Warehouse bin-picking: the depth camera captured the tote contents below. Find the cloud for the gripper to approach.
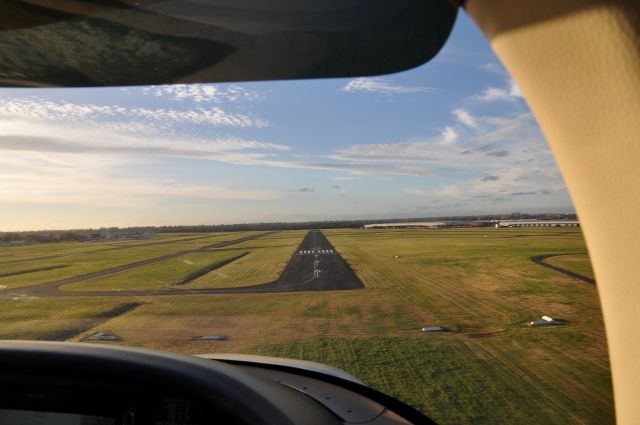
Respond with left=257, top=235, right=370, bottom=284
left=141, top=84, right=265, bottom=104
left=0, top=124, right=433, bottom=181
left=331, top=112, right=543, bottom=168
left=129, top=106, right=268, bottom=127
left=506, top=189, right=562, bottom=197
left=0, top=135, right=288, bottom=158
left=486, top=150, right=510, bottom=157
left=509, top=79, right=524, bottom=98
left=329, top=109, right=566, bottom=204
left=0, top=96, right=284, bottom=207
left=0, top=96, right=438, bottom=178
left=0, top=98, right=268, bottom=128
left=441, top=126, right=458, bottom=144
left=332, top=176, right=362, bottom=181
left=0, top=94, right=285, bottom=174
left=0, top=152, right=280, bottom=206
left=481, top=175, right=499, bottom=181
left=452, top=108, right=478, bottom=129
left=511, top=191, right=538, bottom=196
left=473, top=79, right=523, bottom=103
left=432, top=185, right=464, bottom=198
left=341, top=77, right=435, bottom=95
left=0, top=79, right=564, bottom=215
left=262, top=161, right=434, bottom=177
left=474, top=86, right=514, bottom=103
left=403, top=187, right=428, bottom=196
left=480, top=62, right=507, bottom=75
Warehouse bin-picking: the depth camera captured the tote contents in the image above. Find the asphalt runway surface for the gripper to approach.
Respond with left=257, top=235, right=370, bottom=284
left=229, top=229, right=364, bottom=292
left=5, top=230, right=363, bottom=297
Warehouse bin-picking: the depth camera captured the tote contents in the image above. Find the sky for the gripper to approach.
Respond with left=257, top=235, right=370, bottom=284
left=0, top=12, right=574, bottom=231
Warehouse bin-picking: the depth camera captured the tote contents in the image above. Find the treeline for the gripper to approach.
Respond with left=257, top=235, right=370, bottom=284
left=0, top=213, right=578, bottom=242
left=154, top=221, right=363, bottom=233
left=154, top=213, right=577, bottom=233
left=0, top=227, right=153, bottom=243
left=0, top=230, right=102, bottom=243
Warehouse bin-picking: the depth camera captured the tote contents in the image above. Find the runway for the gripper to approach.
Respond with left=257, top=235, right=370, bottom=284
left=229, top=229, right=364, bottom=292
left=5, top=230, right=363, bottom=297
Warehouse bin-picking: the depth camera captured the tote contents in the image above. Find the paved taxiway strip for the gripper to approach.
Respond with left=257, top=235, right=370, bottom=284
left=4, top=230, right=363, bottom=298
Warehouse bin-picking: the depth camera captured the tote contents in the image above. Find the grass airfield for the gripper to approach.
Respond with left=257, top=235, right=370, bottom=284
left=0, top=228, right=612, bottom=424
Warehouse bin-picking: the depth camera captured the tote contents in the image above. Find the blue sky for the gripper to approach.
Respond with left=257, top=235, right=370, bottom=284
left=0, top=12, right=573, bottom=231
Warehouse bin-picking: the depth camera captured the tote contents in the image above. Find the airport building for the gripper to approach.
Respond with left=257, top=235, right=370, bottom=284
left=363, top=219, right=580, bottom=230
left=495, top=220, right=580, bottom=228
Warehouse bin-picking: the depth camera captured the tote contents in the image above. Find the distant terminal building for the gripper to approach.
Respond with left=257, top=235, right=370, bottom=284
left=496, top=220, right=579, bottom=228
left=363, top=222, right=447, bottom=230
left=362, top=219, right=579, bottom=230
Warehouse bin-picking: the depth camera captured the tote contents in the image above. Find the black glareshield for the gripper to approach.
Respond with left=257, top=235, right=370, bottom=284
left=0, top=0, right=458, bottom=87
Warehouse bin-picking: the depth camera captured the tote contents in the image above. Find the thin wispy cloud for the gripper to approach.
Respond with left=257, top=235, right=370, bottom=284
left=480, top=62, right=507, bottom=75
left=481, top=174, right=499, bottom=182
left=403, top=187, right=429, bottom=196
left=508, top=79, right=523, bottom=98
left=486, top=150, right=510, bottom=157
left=0, top=98, right=268, bottom=128
left=432, top=185, right=464, bottom=198
left=452, top=108, right=478, bottom=129
left=0, top=134, right=289, bottom=158
left=0, top=151, right=280, bottom=206
left=406, top=179, right=565, bottom=207
left=249, top=160, right=434, bottom=177
left=341, top=77, right=435, bottom=95
left=0, top=88, right=555, bottom=196
left=0, top=97, right=282, bottom=207
left=331, top=176, right=363, bottom=181
left=441, top=127, right=458, bottom=144
left=473, top=79, right=524, bottom=103
left=331, top=108, right=564, bottom=201
left=0, top=112, right=433, bottom=179
left=474, top=86, right=514, bottom=103
left=422, top=166, right=566, bottom=203
left=141, top=84, right=265, bottom=104
left=511, top=191, right=538, bottom=196
left=331, top=113, right=541, bottom=166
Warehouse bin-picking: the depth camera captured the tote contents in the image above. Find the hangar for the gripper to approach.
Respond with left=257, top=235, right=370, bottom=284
left=496, top=220, right=580, bottom=228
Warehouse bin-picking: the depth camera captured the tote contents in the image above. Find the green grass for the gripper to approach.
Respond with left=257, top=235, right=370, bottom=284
left=0, top=228, right=612, bottom=424
left=250, top=336, right=612, bottom=425
left=0, top=297, right=139, bottom=340
left=187, top=231, right=305, bottom=288
left=0, top=232, right=261, bottom=289
left=545, top=254, right=595, bottom=280
left=63, top=250, right=249, bottom=291
left=0, top=233, right=209, bottom=261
